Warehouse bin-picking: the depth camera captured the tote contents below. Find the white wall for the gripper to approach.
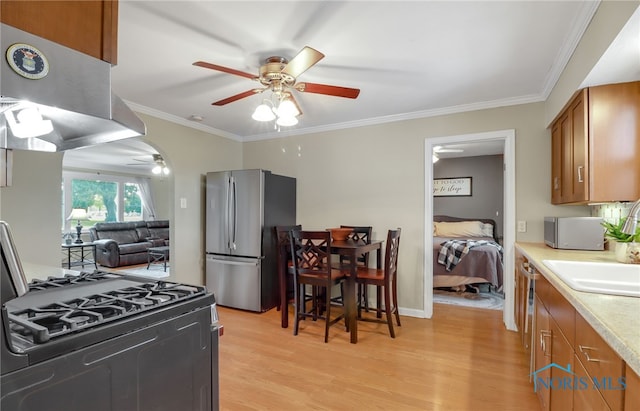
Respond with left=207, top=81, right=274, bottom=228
left=0, top=150, right=64, bottom=275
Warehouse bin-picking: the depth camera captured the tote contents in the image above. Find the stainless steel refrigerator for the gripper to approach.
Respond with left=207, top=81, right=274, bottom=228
left=205, top=169, right=296, bottom=312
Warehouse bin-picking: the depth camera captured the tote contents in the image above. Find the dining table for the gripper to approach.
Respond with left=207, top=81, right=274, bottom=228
left=331, top=238, right=384, bottom=343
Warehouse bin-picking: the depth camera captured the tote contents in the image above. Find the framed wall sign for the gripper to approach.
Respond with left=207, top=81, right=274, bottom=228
left=433, top=177, right=472, bottom=197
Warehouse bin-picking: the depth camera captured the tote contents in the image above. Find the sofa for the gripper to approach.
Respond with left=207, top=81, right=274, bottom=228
left=89, top=220, right=170, bottom=268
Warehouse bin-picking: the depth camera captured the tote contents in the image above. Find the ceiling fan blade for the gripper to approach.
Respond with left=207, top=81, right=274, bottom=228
left=281, top=46, right=325, bottom=79
left=193, top=61, right=257, bottom=80
left=285, top=93, right=303, bottom=117
left=295, top=82, right=360, bottom=99
left=212, top=89, right=263, bottom=106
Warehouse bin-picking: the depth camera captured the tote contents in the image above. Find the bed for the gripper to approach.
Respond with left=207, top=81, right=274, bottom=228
left=432, top=215, right=503, bottom=290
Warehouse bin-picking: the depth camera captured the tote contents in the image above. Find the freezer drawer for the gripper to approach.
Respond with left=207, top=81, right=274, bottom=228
left=205, top=255, right=261, bottom=312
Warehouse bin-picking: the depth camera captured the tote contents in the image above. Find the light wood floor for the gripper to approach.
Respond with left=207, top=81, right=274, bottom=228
left=217, top=303, right=540, bottom=411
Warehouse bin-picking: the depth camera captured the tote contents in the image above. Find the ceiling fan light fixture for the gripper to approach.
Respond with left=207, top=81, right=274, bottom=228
left=252, top=103, right=276, bottom=121
left=276, top=98, right=299, bottom=118
left=276, top=115, right=298, bottom=127
left=152, top=165, right=162, bottom=174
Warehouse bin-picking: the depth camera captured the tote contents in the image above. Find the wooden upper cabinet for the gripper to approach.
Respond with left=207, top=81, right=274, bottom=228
left=0, top=0, right=118, bottom=64
left=550, top=81, right=640, bottom=204
left=551, top=121, right=563, bottom=204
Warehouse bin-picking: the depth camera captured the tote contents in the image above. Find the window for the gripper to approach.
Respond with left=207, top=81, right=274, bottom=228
left=62, top=172, right=147, bottom=232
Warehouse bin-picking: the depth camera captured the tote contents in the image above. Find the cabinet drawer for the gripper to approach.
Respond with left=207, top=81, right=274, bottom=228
left=575, top=313, right=624, bottom=411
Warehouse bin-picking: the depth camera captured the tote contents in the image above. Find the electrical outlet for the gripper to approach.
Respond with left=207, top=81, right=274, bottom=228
left=180, top=197, right=187, bottom=209
left=517, top=220, right=527, bottom=232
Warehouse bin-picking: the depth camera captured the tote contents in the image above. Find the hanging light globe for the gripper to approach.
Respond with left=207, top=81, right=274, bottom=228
left=252, top=104, right=276, bottom=121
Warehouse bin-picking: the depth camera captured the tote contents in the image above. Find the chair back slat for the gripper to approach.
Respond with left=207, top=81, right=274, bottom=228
left=340, top=225, right=372, bottom=266
left=290, top=230, right=332, bottom=277
left=384, top=228, right=401, bottom=283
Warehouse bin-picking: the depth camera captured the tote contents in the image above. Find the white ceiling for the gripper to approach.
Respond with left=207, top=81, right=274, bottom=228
left=64, top=1, right=640, bottom=174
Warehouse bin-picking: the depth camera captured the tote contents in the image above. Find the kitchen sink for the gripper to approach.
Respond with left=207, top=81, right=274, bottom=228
left=542, top=260, right=640, bottom=298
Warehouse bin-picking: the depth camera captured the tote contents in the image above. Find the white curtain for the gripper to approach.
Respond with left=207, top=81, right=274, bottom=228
left=136, top=178, right=157, bottom=220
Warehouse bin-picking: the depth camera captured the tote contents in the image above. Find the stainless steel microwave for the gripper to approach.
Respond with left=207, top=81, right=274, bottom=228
left=544, top=217, right=604, bottom=250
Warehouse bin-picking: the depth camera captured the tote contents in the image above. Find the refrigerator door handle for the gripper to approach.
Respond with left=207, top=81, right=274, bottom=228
left=226, top=175, right=232, bottom=250
left=231, top=176, right=237, bottom=250
left=207, top=257, right=259, bottom=267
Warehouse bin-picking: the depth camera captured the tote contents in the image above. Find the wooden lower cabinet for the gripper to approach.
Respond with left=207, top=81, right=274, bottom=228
left=574, top=354, right=612, bottom=411
left=534, top=294, right=551, bottom=411
left=532, top=272, right=629, bottom=411
left=549, top=318, right=574, bottom=410
left=625, top=364, right=640, bottom=411
left=575, top=313, right=624, bottom=411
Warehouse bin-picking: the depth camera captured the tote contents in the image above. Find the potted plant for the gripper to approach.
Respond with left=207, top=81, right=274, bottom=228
left=602, top=218, right=640, bottom=264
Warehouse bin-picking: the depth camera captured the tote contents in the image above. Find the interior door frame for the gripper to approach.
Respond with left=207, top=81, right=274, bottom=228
left=424, top=129, right=516, bottom=331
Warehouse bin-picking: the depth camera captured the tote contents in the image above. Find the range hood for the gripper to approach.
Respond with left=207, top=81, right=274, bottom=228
left=0, top=24, right=146, bottom=152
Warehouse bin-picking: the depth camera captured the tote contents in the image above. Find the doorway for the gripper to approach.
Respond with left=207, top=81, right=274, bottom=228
left=424, top=129, right=516, bottom=330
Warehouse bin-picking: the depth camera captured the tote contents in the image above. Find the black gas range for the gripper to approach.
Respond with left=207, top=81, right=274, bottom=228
left=1, top=222, right=220, bottom=411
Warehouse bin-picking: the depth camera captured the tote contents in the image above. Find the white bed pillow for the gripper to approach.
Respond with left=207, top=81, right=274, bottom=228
left=434, top=221, right=486, bottom=237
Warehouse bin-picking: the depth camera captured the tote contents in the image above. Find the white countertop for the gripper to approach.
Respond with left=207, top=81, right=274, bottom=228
left=516, top=242, right=640, bottom=376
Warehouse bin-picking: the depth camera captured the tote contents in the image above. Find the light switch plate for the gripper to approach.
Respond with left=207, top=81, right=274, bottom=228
left=517, top=220, right=527, bottom=232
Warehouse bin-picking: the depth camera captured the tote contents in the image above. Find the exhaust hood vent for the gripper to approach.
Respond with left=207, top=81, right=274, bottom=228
left=1, top=24, right=146, bottom=152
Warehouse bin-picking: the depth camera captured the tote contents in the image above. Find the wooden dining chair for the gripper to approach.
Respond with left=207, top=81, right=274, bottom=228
left=290, top=230, right=347, bottom=342
left=355, top=228, right=402, bottom=338
left=330, top=225, right=373, bottom=311
left=274, top=225, right=302, bottom=328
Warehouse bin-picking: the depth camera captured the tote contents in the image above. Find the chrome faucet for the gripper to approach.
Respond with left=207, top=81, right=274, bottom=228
left=622, top=198, right=640, bottom=236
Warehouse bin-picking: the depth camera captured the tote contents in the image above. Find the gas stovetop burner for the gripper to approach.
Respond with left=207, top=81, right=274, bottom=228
left=28, top=271, right=119, bottom=291
left=8, top=275, right=206, bottom=345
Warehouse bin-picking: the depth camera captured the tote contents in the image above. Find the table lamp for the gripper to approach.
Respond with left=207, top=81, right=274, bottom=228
left=67, top=208, right=88, bottom=244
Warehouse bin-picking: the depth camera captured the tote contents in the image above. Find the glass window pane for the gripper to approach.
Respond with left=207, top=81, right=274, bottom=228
left=71, top=179, right=118, bottom=225
left=124, top=183, right=143, bottom=221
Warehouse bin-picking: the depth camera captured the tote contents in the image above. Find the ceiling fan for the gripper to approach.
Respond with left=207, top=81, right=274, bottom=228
left=193, top=46, right=360, bottom=124
left=127, top=154, right=170, bottom=175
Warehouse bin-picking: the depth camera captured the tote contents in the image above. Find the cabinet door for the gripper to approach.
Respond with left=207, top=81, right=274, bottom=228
left=625, top=364, right=640, bottom=411
left=589, top=81, right=640, bottom=202
left=560, top=113, right=573, bottom=203
left=551, top=122, right=563, bottom=204
left=0, top=0, right=118, bottom=63
left=569, top=92, right=588, bottom=202
left=534, top=294, right=551, bottom=411
left=549, top=318, right=574, bottom=411
left=515, top=252, right=524, bottom=337
left=574, top=354, right=611, bottom=411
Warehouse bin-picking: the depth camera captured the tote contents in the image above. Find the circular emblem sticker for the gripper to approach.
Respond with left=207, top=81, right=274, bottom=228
left=6, top=43, right=49, bottom=80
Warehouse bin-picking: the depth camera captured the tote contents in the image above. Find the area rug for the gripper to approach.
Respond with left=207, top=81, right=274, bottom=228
left=114, top=265, right=170, bottom=279
left=433, top=288, right=504, bottom=310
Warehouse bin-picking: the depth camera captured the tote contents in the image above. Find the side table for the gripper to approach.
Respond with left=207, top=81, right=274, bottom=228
left=147, top=246, right=170, bottom=272
left=61, top=242, right=97, bottom=270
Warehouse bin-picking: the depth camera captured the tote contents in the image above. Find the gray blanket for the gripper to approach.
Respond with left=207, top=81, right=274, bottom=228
left=433, top=236, right=504, bottom=288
